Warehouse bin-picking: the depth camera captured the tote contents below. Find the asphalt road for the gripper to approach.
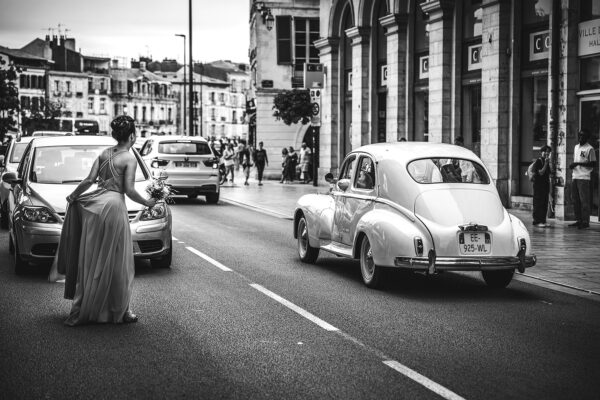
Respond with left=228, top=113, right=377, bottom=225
left=0, top=198, right=599, bottom=399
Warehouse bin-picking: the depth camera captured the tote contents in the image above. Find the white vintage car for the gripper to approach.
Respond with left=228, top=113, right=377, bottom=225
left=293, top=142, right=536, bottom=289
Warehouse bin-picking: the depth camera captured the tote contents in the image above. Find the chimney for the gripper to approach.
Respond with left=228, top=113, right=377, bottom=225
left=64, top=38, right=76, bottom=51
left=140, top=61, right=146, bottom=70
left=112, top=59, right=119, bottom=69
left=51, top=35, right=58, bottom=47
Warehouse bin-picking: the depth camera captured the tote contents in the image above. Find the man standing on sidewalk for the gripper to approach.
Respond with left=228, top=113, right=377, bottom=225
left=569, top=129, right=596, bottom=229
left=254, top=141, right=268, bottom=186
left=531, top=145, right=552, bottom=228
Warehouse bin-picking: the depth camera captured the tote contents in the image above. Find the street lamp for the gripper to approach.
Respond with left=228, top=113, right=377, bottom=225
left=175, top=34, right=186, bottom=135
left=254, top=2, right=275, bottom=31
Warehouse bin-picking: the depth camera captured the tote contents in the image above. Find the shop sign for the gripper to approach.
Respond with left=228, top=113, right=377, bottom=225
left=310, top=88, right=321, bottom=127
left=304, top=63, right=324, bottom=89
left=578, top=19, right=600, bottom=56
left=468, top=44, right=482, bottom=71
left=529, top=30, right=550, bottom=61
left=419, top=56, right=429, bottom=79
left=381, top=65, right=388, bottom=86
left=261, top=80, right=273, bottom=88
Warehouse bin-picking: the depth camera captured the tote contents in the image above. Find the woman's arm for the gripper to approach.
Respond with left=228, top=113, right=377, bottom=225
left=123, top=155, right=156, bottom=208
left=67, top=157, right=100, bottom=202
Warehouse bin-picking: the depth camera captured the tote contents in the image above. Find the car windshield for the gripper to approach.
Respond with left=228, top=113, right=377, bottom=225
left=158, top=141, right=212, bottom=155
left=30, top=145, right=146, bottom=184
left=10, top=143, right=29, bottom=163
left=407, top=158, right=490, bottom=184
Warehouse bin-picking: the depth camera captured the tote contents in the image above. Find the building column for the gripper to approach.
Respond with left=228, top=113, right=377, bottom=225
left=481, top=0, right=512, bottom=205
left=421, top=0, right=454, bottom=144
left=553, top=0, right=579, bottom=220
left=380, top=13, right=409, bottom=142
left=314, top=37, right=340, bottom=176
left=346, top=27, right=371, bottom=149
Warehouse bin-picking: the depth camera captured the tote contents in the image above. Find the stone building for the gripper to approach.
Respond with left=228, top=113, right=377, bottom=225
left=305, top=0, right=599, bottom=221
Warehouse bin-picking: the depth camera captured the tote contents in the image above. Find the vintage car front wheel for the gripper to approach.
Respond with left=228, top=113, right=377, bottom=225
left=482, top=269, right=514, bottom=288
left=360, top=235, right=383, bottom=288
left=297, top=215, right=319, bottom=263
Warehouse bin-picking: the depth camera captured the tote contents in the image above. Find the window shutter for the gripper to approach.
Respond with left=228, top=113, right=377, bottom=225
left=276, top=16, right=292, bottom=64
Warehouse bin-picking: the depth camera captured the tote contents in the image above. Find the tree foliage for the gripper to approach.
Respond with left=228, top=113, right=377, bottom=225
left=0, top=59, right=20, bottom=141
left=272, top=89, right=312, bottom=125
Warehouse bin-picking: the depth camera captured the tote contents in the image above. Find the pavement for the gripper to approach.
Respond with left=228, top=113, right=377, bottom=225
left=219, top=176, right=600, bottom=301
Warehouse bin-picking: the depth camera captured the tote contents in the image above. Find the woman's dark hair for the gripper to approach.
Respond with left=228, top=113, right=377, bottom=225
left=110, top=115, right=136, bottom=142
left=540, top=145, right=551, bottom=152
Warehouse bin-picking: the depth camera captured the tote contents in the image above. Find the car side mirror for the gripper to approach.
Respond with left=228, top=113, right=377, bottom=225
left=337, top=179, right=350, bottom=192
left=325, top=172, right=336, bottom=183
left=2, top=171, right=21, bottom=185
left=151, top=169, right=168, bottom=180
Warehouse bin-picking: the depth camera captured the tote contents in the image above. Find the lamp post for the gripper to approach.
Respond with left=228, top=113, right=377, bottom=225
left=188, top=0, right=194, bottom=136
left=175, top=34, right=186, bottom=135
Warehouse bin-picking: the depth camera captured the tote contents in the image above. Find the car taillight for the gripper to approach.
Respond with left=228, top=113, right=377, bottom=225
left=151, top=158, right=169, bottom=168
left=414, top=237, right=424, bottom=256
left=519, top=238, right=526, bottom=252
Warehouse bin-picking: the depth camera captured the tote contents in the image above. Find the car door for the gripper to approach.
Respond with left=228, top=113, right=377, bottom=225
left=332, top=154, right=357, bottom=244
left=8, top=144, right=32, bottom=233
left=338, top=154, right=377, bottom=246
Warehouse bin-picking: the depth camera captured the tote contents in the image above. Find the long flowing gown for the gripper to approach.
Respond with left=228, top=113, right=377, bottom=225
left=56, top=149, right=134, bottom=326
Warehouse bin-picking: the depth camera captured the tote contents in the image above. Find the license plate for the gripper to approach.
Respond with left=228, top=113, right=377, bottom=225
left=458, top=232, right=491, bottom=255
left=174, top=161, right=197, bottom=168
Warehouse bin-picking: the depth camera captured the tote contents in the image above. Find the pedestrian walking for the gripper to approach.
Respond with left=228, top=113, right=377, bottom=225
left=254, top=141, right=268, bottom=186
left=56, top=115, right=156, bottom=326
left=223, top=143, right=235, bottom=184
left=569, top=129, right=596, bottom=229
left=287, top=146, right=298, bottom=183
left=280, top=147, right=289, bottom=183
left=239, top=141, right=253, bottom=186
left=235, top=140, right=244, bottom=171
left=299, top=142, right=312, bottom=184
left=530, top=145, right=552, bottom=227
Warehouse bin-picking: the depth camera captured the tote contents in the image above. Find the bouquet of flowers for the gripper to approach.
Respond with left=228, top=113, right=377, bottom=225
left=146, top=179, right=174, bottom=204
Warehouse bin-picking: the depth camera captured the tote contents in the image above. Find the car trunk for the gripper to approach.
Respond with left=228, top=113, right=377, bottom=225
left=413, top=188, right=515, bottom=257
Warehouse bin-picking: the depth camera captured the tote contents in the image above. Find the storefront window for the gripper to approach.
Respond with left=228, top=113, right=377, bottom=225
left=522, top=0, right=551, bottom=24
left=464, top=0, right=482, bottom=38
left=581, top=56, right=600, bottom=90
left=580, top=0, right=600, bottom=21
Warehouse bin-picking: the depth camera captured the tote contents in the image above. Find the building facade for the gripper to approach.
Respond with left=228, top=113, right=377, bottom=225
left=305, top=0, right=599, bottom=221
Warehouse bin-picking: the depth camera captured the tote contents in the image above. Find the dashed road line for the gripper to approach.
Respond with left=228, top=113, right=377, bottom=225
left=184, top=245, right=467, bottom=399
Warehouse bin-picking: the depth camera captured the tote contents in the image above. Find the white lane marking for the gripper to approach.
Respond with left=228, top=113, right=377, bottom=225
left=383, top=361, right=466, bottom=400
left=172, top=235, right=178, bottom=241
left=250, top=283, right=338, bottom=332
left=186, top=247, right=232, bottom=271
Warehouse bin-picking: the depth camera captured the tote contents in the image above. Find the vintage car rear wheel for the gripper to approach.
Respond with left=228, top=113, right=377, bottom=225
left=360, top=235, right=383, bottom=288
left=482, top=269, right=514, bottom=288
left=297, top=216, right=319, bottom=263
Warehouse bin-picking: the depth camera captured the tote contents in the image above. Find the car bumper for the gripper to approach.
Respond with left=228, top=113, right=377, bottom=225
left=394, top=254, right=536, bottom=273
left=15, top=218, right=171, bottom=263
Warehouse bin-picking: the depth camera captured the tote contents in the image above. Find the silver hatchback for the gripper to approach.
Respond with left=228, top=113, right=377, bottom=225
left=139, top=136, right=220, bottom=203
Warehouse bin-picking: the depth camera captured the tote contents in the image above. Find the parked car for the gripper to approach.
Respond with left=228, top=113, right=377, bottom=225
left=2, top=136, right=172, bottom=274
left=293, top=142, right=536, bottom=289
left=1, top=136, right=34, bottom=229
left=139, top=135, right=220, bottom=203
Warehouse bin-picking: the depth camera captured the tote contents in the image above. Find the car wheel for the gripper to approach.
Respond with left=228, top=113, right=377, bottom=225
left=205, top=192, right=219, bottom=204
left=151, top=240, right=172, bottom=269
left=482, top=269, right=514, bottom=289
left=360, top=235, right=383, bottom=288
left=187, top=194, right=198, bottom=199
left=297, top=215, right=319, bottom=263
left=13, top=239, right=27, bottom=275
left=0, top=201, right=8, bottom=230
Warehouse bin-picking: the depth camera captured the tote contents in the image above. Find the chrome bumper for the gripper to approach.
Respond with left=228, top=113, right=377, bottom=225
left=394, top=253, right=536, bottom=273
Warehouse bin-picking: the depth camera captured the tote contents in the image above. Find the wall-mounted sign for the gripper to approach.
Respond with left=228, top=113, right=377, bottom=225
left=310, top=88, right=321, bottom=127
left=419, top=56, right=429, bottom=79
left=530, top=30, right=550, bottom=61
left=381, top=65, right=388, bottom=86
left=579, top=19, right=600, bottom=56
left=304, top=63, right=324, bottom=88
left=468, top=44, right=482, bottom=71
left=261, top=80, right=273, bottom=88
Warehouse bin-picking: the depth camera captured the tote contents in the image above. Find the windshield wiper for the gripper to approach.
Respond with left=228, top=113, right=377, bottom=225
left=61, top=180, right=82, bottom=183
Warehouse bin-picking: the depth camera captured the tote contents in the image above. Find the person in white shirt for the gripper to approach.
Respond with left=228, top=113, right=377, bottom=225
left=569, top=129, right=597, bottom=229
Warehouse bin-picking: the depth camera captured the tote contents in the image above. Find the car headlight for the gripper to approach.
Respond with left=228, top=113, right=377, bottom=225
left=140, top=203, right=167, bottom=221
left=22, top=206, right=58, bottom=223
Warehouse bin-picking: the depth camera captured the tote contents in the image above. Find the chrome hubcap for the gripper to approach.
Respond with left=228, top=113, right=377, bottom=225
left=362, top=241, right=374, bottom=278
left=299, top=220, right=308, bottom=256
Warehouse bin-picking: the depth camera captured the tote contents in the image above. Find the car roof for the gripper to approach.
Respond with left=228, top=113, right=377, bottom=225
left=31, top=130, right=69, bottom=136
left=149, top=135, right=207, bottom=142
left=30, top=135, right=116, bottom=148
left=13, top=136, right=35, bottom=144
left=351, top=142, right=480, bottom=163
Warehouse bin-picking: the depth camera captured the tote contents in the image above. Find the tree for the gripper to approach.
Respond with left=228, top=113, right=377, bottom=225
left=0, top=58, right=20, bottom=141
left=272, top=89, right=312, bottom=126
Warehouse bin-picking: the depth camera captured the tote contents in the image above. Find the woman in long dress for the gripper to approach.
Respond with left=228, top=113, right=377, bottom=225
left=57, top=115, right=156, bottom=326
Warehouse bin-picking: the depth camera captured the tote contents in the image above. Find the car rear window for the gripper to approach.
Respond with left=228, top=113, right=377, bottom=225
left=407, top=158, right=490, bottom=184
left=158, top=141, right=212, bottom=155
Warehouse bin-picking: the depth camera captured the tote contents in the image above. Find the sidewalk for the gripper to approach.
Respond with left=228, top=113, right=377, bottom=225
left=220, top=177, right=600, bottom=299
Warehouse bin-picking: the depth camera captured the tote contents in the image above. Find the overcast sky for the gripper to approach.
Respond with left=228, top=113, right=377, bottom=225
left=0, top=0, right=250, bottom=64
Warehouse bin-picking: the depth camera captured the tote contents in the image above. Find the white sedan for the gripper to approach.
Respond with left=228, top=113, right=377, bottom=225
left=293, top=142, right=536, bottom=289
